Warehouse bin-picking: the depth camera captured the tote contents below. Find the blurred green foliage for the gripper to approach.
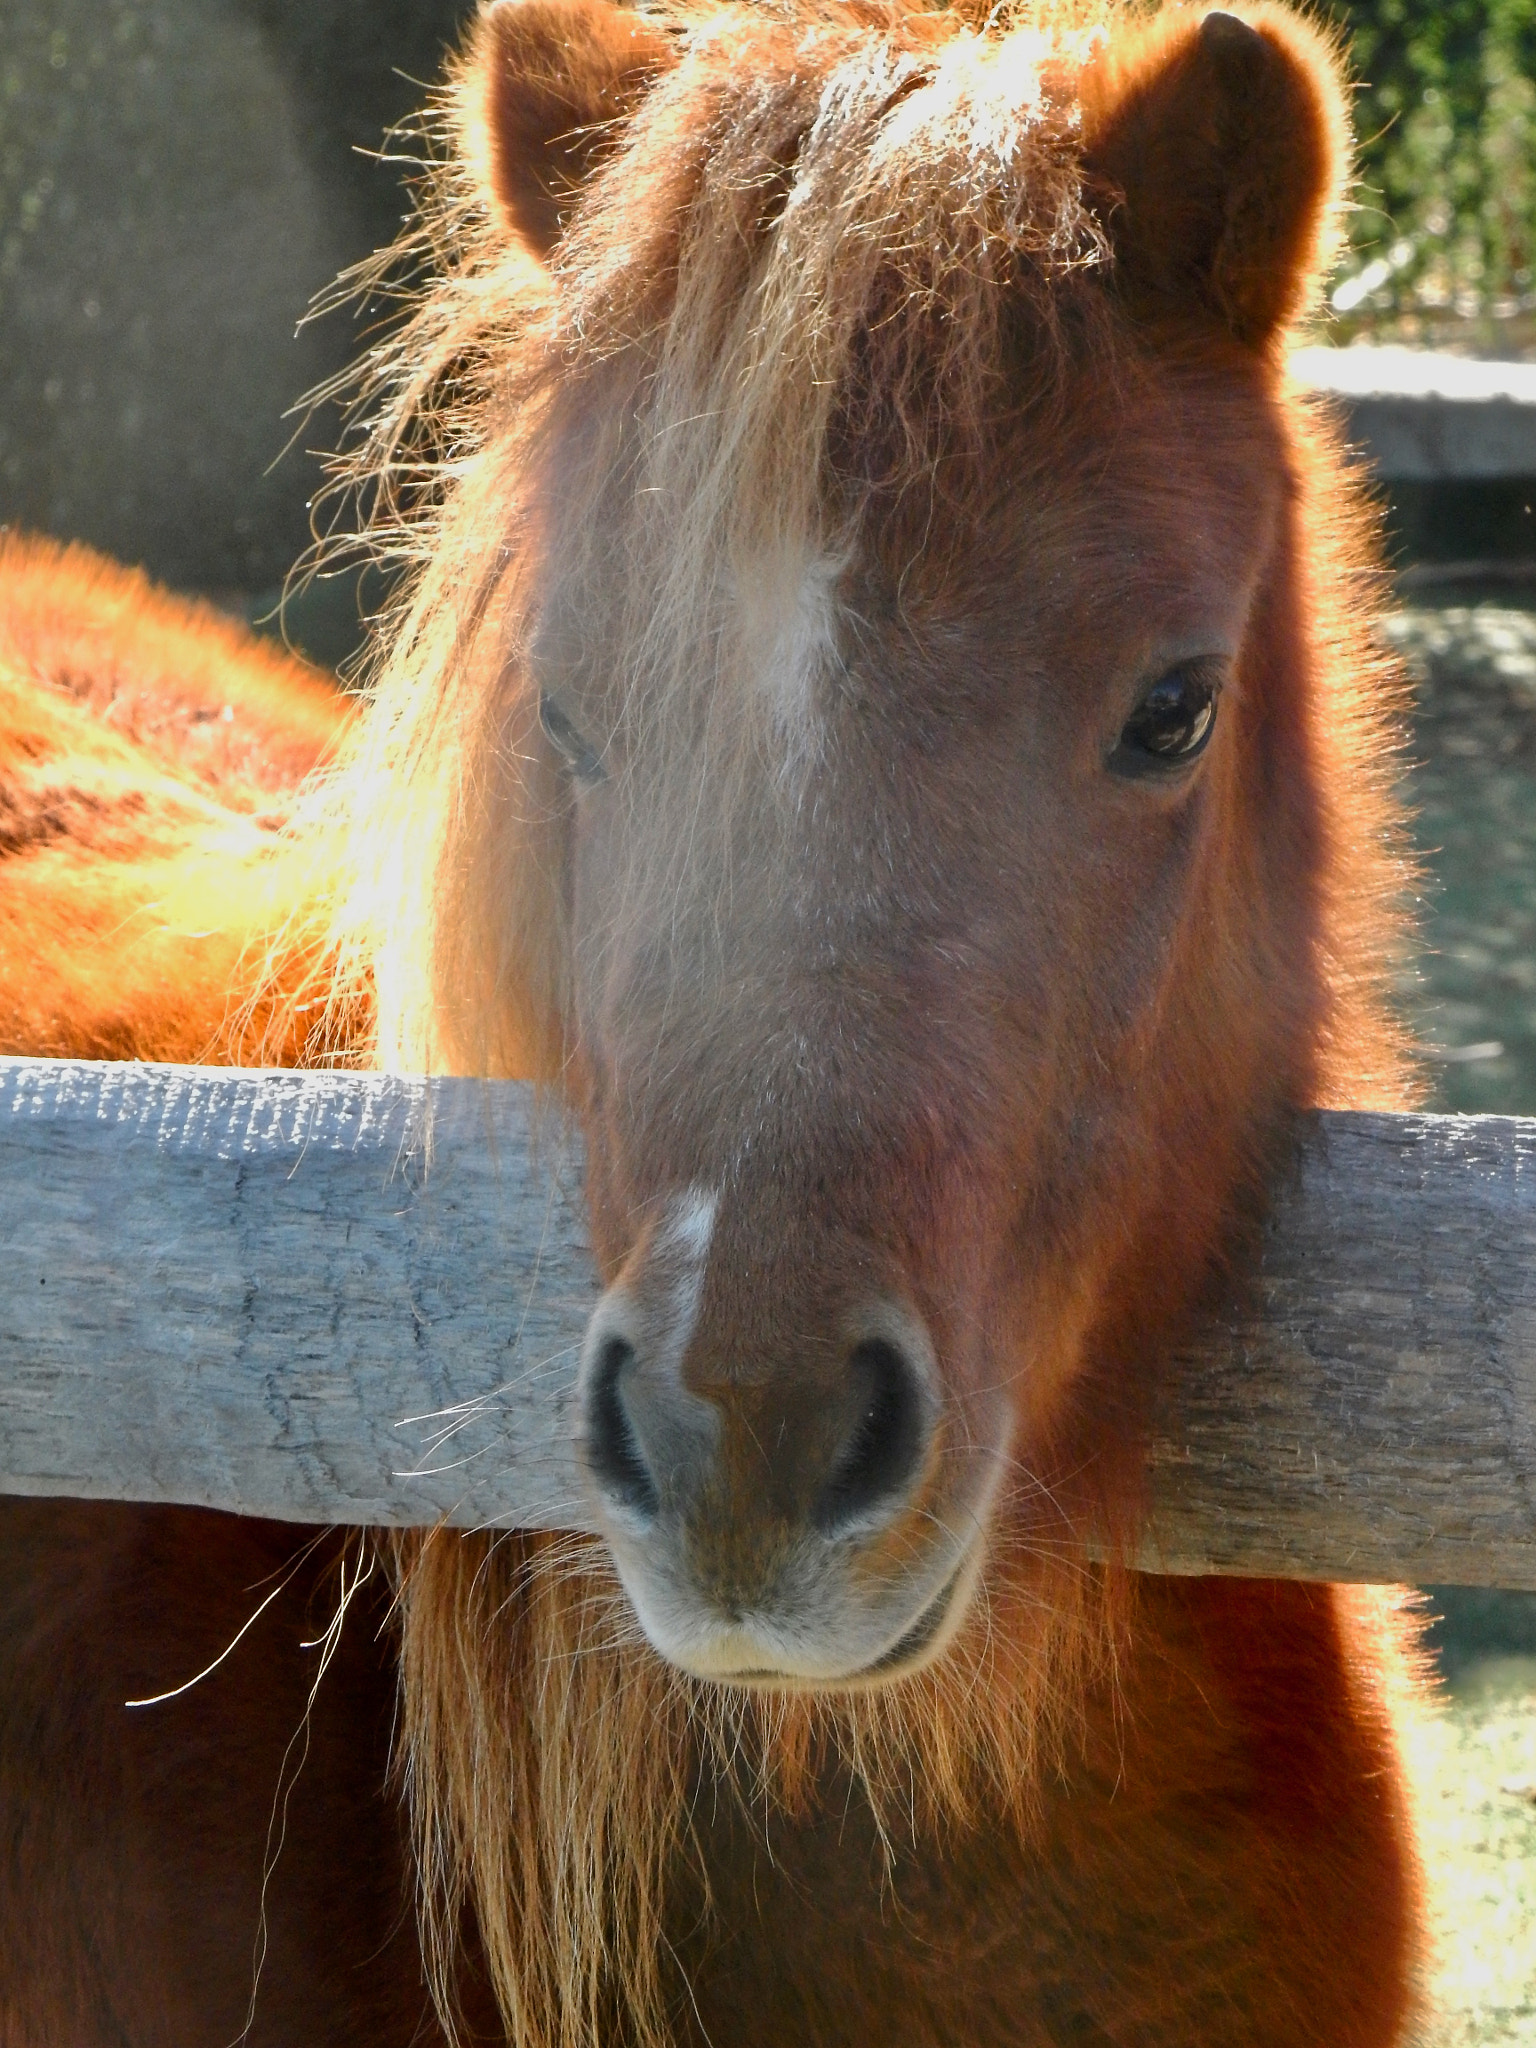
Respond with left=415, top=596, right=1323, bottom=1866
left=1325, top=0, right=1536, bottom=336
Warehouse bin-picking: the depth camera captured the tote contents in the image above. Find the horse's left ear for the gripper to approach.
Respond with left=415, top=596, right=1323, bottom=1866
left=1080, top=5, right=1350, bottom=348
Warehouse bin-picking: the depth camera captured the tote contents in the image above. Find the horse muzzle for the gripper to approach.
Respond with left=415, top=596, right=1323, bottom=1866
left=575, top=1272, right=1000, bottom=1687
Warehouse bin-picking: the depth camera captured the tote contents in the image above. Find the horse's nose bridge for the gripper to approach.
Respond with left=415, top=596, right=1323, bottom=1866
left=675, top=1213, right=880, bottom=1479
left=685, top=1338, right=850, bottom=1523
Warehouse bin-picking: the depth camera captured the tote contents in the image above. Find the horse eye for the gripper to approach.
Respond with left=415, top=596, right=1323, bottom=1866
left=1113, top=664, right=1220, bottom=772
left=539, top=692, right=606, bottom=787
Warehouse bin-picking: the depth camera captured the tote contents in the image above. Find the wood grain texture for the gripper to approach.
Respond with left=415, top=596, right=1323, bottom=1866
left=3, top=1058, right=1535, bottom=1587
left=1146, top=1111, right=1536, bottom=1590
left=0, top=1057, right=595, bottom=1531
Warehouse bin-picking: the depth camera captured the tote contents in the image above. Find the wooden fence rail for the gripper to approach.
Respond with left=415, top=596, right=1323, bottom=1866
left=3, top=1056, right=1535, bottom=1589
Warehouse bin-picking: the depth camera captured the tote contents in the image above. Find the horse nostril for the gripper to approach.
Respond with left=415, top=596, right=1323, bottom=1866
left=815, top=1336, right=930, bottom=1534
left=584, top=1336, right=660, bottom=1519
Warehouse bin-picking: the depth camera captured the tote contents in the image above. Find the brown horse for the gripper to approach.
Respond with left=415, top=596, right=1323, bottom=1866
left=2, top=3, right=1430, bottom=2044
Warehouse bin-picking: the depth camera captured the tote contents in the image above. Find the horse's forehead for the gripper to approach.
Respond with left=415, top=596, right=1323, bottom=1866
left=735, top=544, right=847, bottom=746
left=538, top=346, right=1275, bottom=748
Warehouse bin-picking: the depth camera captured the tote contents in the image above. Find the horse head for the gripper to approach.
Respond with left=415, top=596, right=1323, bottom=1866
left=358, top=0, right=1404, bottom=1692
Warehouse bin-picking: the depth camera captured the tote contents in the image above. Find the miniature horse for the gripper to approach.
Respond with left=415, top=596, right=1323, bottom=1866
left=1, top=3, right=1428, bottom=2044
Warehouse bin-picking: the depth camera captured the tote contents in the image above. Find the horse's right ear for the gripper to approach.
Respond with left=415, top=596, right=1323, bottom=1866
left=1079, top=5, right=1350, bottom=348
left=466, top=0, right=675, bottom=260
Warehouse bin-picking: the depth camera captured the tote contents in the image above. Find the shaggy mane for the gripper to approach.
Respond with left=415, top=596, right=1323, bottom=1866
left=393, top=1527, right=1115, bottom=2048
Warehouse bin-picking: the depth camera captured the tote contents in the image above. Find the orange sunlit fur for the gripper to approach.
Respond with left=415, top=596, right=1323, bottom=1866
left=0, top=533, right=356, bottom=1063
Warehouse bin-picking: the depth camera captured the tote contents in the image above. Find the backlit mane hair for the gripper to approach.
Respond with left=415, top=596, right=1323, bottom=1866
left=278, top=4, right=1418, bottom=2044
left=319, top=0, right=1133, bottom=1082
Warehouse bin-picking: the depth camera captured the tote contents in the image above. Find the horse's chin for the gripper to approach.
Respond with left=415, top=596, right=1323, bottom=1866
left=614, top=1534, right=985, bottom=1694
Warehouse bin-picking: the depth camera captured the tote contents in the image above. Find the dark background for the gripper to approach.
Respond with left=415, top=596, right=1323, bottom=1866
left=3, top=2, right=1532, bottom=646
left=0, top=0, right=472, bottom=637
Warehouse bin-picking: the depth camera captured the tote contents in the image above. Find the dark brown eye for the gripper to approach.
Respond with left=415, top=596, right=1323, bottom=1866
left=1113, top=664, right=1219, bottom=772
left=540, top=692, right=606, bottom=787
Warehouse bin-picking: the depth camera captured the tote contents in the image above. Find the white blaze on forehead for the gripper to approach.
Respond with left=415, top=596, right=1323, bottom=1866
left=654, top=1183, right=719, bottom=1263
left=738, top=548, right=846, bottom=764
left=649, top=1183, right=719, bottom=1363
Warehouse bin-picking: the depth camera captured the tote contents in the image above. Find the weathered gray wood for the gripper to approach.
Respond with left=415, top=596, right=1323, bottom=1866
left=0, top=1058, right=596, bottom=1532
left=3, top=1057, right=1536, bottom=1588
left=1145, top=1112, right=1536, bottom=1589
left=1293, top=345, right=1536, bottom=481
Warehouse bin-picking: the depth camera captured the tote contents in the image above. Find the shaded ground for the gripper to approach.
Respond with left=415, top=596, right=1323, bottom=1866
left=1389, top=595, right=1536, bottom=2045
left=1390, top=603, right=1536, bottom=1119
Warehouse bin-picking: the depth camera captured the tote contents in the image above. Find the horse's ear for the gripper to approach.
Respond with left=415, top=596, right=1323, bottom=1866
left=1080, top=5, right=1349, bottom=348
left=467, top=0, right=675, bottom=260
